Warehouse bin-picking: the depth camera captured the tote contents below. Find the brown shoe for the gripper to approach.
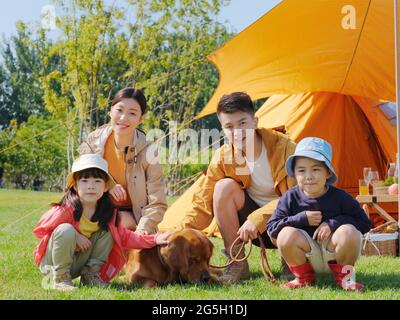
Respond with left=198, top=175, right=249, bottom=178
left=80, top=265, right=108, bottom=288
left=53, top=271, right=76, bottom=291
left=218, top=244, right=250, bottom=284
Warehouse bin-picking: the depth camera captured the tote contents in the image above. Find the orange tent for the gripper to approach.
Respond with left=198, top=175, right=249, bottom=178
left=197, top=0, right=399, bottom=118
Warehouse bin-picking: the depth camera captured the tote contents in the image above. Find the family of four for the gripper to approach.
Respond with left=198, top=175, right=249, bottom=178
left=33, top=88, right=371, bottom=292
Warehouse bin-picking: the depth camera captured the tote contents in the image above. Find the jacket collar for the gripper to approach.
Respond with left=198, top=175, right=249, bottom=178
left=98, top=125, right=149, bottom=156
left=223, top=127, right=289, bottom=184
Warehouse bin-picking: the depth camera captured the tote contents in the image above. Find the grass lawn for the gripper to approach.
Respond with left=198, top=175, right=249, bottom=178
left=1, top=188, right=400, bottom=300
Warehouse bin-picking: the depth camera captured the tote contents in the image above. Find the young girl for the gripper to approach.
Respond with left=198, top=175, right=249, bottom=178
left=266, top=137, right=371, bottom=291
left=33, top=154, right=171, bottom=291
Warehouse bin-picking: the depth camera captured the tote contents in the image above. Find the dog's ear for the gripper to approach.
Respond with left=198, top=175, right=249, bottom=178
left=207, top=237, right=214, bottom=250
left=205, top=237, right=214, bottom=261
left=163, top=235, right=190, bottom=275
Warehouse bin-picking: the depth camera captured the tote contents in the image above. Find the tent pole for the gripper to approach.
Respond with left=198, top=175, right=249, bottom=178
left=395, top=0, right=400, bottom=255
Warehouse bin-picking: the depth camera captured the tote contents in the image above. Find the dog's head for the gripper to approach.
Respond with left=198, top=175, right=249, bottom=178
left=160, top=228, right=214, bottom=283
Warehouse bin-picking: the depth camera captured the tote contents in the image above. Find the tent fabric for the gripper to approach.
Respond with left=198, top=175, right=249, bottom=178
left=159, top=92, right=397, bottom=234
left=197, top=0, right=399, bottom=119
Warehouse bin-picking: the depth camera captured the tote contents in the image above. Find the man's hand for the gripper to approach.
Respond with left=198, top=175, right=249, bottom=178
left=305, top=211, right=322, bottom=226
left=76, top=232, right=92, bottom=251
left=313, top=222, right=331, bottom=243
left=237, top=220, right=258, bottom=242
left=109, top=184, right=127, bottom=202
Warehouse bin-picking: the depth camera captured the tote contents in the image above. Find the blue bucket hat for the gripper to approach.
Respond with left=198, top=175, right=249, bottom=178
left=286, top=137, right=337, bottom=185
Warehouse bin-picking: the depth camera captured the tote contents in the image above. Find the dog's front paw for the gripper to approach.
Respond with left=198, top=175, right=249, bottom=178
left=143, top=279, right=158, bottom=288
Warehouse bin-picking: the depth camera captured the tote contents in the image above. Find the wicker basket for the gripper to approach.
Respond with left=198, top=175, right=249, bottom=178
left=373, top=186, right=389, bottom=195
left=362, top=232, right=398, bottom=256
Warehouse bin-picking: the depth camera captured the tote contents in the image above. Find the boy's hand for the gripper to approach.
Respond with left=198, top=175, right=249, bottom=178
left=155, top=230, right=174, bottom=245
left=237, top=220, right=259, bottom=241
left=76, top=232, right=92, bottom=251
left=109, top=184, right=127, bottom=202
left=305, top=211, right=322, bottom=226
left=313, top=222, right=331, bottom=243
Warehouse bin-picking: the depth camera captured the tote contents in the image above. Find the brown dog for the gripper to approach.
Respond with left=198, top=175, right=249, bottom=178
left=123, top=228, right=217, bottom=288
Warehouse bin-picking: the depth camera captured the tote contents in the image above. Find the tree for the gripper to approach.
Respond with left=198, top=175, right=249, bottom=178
left=40, top=0, right=130, bottom=169
left=0, top=22, right=49, bottom=129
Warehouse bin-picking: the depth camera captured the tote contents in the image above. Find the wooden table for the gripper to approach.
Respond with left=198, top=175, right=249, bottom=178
left=356, top=194, right=398, bottom=223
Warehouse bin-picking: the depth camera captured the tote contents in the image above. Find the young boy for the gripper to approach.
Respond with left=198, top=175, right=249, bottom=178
left=177, top=92, right=296, bottom=283
left=266, top=137, right=371, bottom=291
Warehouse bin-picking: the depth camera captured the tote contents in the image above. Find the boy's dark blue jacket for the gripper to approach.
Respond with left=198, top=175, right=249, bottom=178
left=266, top=186, right=372, bottom=239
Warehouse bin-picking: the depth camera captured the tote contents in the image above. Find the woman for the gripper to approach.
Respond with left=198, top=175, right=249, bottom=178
left=78, top=87, right=167, bottom=234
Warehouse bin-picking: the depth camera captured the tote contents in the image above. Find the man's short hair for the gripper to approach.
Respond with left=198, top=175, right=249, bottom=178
left=217, top=92, right=255, bottom=115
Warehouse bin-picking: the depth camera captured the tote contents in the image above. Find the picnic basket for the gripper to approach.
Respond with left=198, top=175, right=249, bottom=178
left=372, top=181, right=389, bottom=195
left=362, top=222, right=399, bottom=256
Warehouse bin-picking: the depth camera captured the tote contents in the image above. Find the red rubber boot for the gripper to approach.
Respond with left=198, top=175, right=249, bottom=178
left=281, top=262, right=315, bottom=289
left=328, top=263, right=364, bottom=292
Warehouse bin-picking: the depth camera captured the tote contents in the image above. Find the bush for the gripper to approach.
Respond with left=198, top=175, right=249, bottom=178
left=3, top=115, right=68, bottom=191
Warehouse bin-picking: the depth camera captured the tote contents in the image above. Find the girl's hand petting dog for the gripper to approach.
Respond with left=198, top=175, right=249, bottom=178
left=155, top=230, right=174, bottom=245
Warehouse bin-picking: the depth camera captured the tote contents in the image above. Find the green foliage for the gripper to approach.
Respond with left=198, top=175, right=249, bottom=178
left=2, top=116, right=67, bottom=191
left=0, top=22, right=49, bottom=128
left=384, top=176, right=398, bottom=186
left=41, top=0, right=129, bottom=143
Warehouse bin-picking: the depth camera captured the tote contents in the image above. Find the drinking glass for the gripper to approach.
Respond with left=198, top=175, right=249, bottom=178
left=368, top=171, right=380, bottom=184
left=363, top=167, right=372, bottom=184
left=358, top=179, right=369, bottom=195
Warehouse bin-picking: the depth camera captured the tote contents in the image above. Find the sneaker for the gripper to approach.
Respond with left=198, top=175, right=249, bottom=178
left=80, top=265, right=108, bottom=288
left=53, top=271, right=76, bottom=291
left=218, top=244, right=250, bottom=284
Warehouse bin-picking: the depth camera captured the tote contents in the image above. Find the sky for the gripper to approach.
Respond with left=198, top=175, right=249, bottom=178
left=0, top=0, right=282, bottom=38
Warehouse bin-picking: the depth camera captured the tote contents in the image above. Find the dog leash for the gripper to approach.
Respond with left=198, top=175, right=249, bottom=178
left=210, top=237, right=253, bottom=269
left=257, top=234, right=276, bottom=282
left=209, top=235, right=276, bottom=282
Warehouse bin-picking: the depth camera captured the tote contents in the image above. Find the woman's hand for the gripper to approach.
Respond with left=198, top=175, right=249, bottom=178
left=109, top=184, right=127, bottom=202
left=76, top=232, right=92, bottom=251
left=313, top=222, right=331, bottom=243
left=155, top=230, right=174, bottom=245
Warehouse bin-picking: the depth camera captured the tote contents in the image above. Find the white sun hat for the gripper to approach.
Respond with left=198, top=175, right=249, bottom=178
left=66, top=154, right=116, bottom=189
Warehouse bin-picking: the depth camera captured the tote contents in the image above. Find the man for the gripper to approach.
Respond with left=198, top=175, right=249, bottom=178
left=177, top=92, right=296, bottom=283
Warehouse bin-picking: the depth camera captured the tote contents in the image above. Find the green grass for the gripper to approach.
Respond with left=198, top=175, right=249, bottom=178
left=1, top=188, right=400, bottom=300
